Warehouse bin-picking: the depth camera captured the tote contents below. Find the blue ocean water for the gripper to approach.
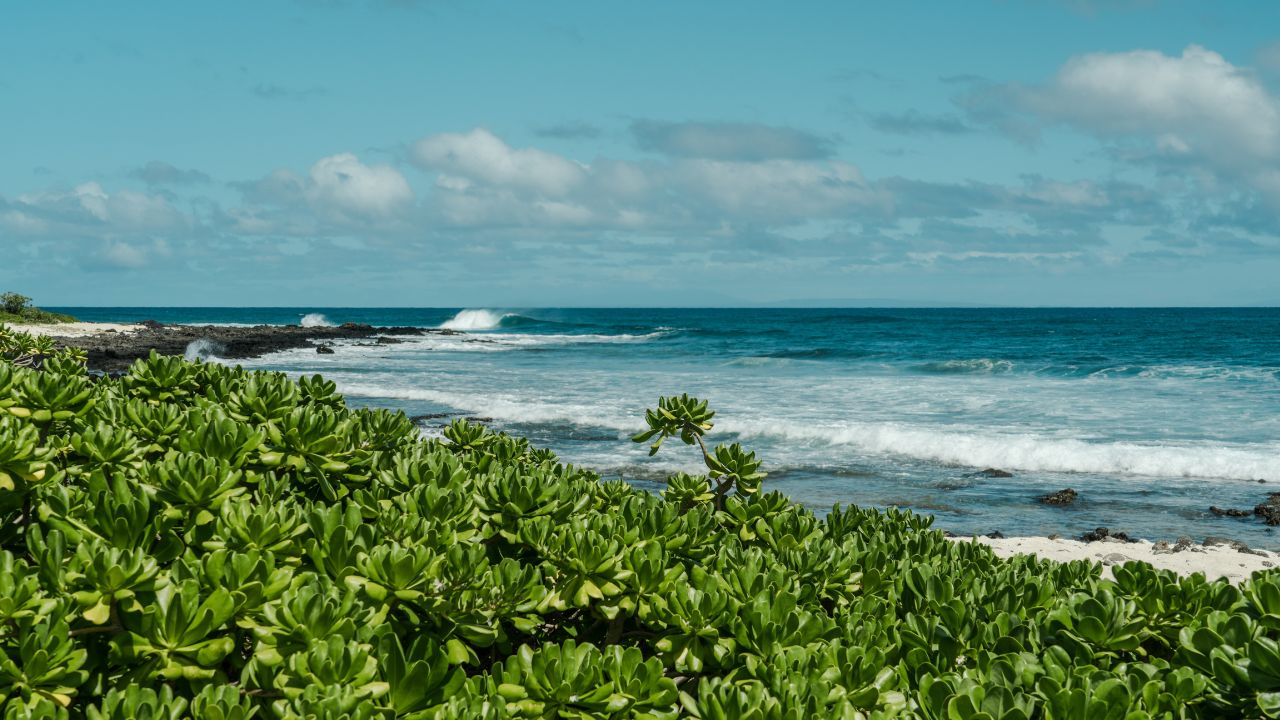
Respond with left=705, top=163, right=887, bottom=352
left=55, top=307, right=1280, bottom=547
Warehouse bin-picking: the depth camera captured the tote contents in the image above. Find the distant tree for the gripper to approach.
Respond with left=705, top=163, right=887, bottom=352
left=1, top=292, right=31, bottom=315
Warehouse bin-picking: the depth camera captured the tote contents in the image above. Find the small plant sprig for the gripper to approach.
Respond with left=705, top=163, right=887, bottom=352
left=632, top=394, right=766, bottom=510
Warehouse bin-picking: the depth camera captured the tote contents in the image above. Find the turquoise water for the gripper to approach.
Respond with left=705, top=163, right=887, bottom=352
left=56, top=307, right=1280, bottom=546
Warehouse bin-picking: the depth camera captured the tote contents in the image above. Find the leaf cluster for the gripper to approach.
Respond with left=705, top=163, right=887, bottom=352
left=1, top=324, right=1279, bottom=718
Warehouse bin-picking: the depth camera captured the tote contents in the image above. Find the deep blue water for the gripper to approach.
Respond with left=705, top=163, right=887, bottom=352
left=53, top=307, right=1280, bottom=547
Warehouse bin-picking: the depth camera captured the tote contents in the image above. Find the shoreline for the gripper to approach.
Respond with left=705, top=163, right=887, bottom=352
left=8, top=319, right=457, bottom=372
left=954, top=534, right=1275, bottom=583
left=11, top=320, right=1276, bottom=581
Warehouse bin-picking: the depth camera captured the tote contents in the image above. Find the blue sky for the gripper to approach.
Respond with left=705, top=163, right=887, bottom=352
left=2, top=1, right=1279, bottom=306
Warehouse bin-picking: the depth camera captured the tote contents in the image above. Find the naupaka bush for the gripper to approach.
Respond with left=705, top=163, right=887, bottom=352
left=2, top=322, right=1280, bottom=719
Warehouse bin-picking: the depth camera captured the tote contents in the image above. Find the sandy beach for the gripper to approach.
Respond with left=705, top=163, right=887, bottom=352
left=955, top=535, right=1276, bottom=583
left=3, top=321, right=145, bottom=337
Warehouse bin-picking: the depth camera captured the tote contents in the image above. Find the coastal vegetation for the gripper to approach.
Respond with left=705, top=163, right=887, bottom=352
left=0, top=292, right=76, bottom=325
left=2, top=322, right=1280, bottom=718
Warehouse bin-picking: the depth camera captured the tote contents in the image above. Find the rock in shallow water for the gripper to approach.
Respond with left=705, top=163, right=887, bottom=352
left=971, top=468, right=1014, bottom=478
left=1255, top=493, right=1280, bottom=525
left=1211, top=506, right=1252, bottom=518
left=1038, top=488, right=1078, bottom=506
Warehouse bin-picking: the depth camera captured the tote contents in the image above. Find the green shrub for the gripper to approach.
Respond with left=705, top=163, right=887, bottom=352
left=1, top=292, right=31, bottom=315
left=0, top=323, right=1275, bottom=718
left=0, top=293, right=76, bottom=325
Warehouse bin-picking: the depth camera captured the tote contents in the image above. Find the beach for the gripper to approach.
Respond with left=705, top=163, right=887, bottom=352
left=955, top=535, right=1277, bottom=583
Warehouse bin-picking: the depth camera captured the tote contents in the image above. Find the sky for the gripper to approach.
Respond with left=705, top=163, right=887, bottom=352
left=2, top=1, right=1280, bottom=307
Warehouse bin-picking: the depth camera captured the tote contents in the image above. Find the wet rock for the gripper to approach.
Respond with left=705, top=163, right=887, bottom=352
left=985, top=530, right=1006, bottom=539
left=375, top=336, right=403, bottom=345
left=409, top=413, right=451, bottom=423
left=1080, top=527, right=1136, bottom=543
left=1048, top=533, right=1061, bottom=540
left=1210, top=506, right=1252, bottom=518
left=1204, top=536, right=1255, bottom=554
left=971, top=468, right=1013, bottom=478
left=942, top=530, right=958, bottom=538
left=316, top=345, right=335, bottom=354
left=1255, top=493, right=1280, bottom=526
left=1038, top=488, right=1078, bottom=506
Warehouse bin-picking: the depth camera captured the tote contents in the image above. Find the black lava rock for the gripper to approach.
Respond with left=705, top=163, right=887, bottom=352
left=1038, top=488, right=1078, bottom=506
left=1080, top=527, right=1135, bottom=543
left=1210, top=506, right=1252, bottom=518
left=1256, top=493, right=1280, bottom=526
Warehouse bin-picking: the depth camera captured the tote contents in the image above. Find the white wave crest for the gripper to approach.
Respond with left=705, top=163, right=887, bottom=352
left=325, top=381, right=1280, bottom=483
left=440, top=309, right=510, bottom=331
left=300, top=313, right=336, bottom=328
left=184, top=338, right=225, bottom=361
left=723, top=419, right=1280, bottom=482
left=335, top=384, right=639, bottom=432
left=404, top=331, right=668, bottom=352
left=917, top=358, right=1016, bottom=374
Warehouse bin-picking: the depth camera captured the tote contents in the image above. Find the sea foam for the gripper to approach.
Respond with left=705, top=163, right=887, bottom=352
left=184, top=338, right=225, bottom=361
left=440, top=309, right=511, bottom=331
left=723, top=419, right=1280, bottom=482
left=332, top=379, right=1280, bottom=482
left=300, top=313, right=336, bottom=328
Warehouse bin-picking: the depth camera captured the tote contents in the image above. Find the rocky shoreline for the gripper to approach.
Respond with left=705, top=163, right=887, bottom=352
left=44, top=321, right=457, bottom=372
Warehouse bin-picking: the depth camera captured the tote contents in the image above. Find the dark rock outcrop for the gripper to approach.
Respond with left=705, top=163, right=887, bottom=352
left=1203, top=536, right=1251, bottom=552
left=316, top=345, right=335, bottom=354
left=409, top=413, right=452, bottom=423
left=971, top=468, right=1014, bottom=478
left=1210, top=506, right=1252, bottom=518
left=47, top=323, right=456, bottom=372
left=1256, top=494, right=1280, bottom=526
left=1038, top=488, right=1078, bottom=506
left=1080, top=527, right=1134, bottom=543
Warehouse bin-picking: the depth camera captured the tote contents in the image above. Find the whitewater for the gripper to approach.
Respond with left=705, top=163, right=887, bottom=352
left=61, top=305, right=1280, bottom=546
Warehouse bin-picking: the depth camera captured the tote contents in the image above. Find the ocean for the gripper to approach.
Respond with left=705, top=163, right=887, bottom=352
left=54, top=307, right=1280, bottom=548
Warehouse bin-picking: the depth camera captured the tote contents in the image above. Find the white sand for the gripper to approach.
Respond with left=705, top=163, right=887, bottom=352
left=2, top=321, right=145, bottom=338
left=952, top=535, right=1276, bottom=583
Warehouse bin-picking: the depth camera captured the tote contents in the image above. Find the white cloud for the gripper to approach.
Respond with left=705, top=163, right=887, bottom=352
left=1026, top=45, right=1280, bottom=167
left=102, top=241, right=149, bottom=268
left=410, top=128, right=887, bottom=232
left=231, top=153, right=414, bottom=234
left=961, top=44, right=1280, bottom=211
left=8, top=182, right=187, bottom=235
left=305, top=153, right=413, bottom=220
left=412, top=128, right=585, bottom=197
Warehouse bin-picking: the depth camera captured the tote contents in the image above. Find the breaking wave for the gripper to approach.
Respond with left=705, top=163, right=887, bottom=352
left=300, top=313, right=335, bottom=328
left=724, top=419, right=1280, bottom=482
left=330, top=382, right=1280, bottom=482
left=183, top=338, right=225, bottom=362
left=914, top=358, right=1016, bottom=375
left=440, top=309, right=513, bottom=331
